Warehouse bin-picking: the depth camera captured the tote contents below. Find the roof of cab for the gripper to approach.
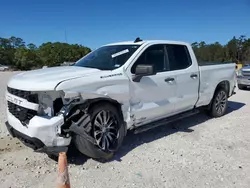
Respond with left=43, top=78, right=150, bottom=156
left=104, top=40, right=190, bottom=46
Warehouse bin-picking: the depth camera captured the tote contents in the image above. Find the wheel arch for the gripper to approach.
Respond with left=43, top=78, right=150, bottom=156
left=214, top=80, right=230, bottom=97
left=86, top=98, right=125, bottom=122
left=62, top=97, right=127, bottom=130
left=207, top=80, right=229, bottom=117
left=208, top=80, right=230, bottom=108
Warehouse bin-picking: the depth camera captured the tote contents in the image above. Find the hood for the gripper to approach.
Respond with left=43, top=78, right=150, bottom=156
left=7, top=66, right=101, bottom=91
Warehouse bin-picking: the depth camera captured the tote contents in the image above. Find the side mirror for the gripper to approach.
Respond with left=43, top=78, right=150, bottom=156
left=132, top=64, right=155, bottom=82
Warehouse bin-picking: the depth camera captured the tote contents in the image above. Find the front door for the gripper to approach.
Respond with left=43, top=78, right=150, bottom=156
left=127, top=44, right=177, bottom=126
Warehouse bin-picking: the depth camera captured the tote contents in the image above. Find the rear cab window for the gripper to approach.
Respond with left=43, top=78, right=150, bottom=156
left=166, top=44, right=192, bottom=71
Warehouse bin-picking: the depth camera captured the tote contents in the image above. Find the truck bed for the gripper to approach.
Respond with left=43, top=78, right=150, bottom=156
left=196, top=62, right=236, bottom=108
left=198, top=62, right=234, bottom=66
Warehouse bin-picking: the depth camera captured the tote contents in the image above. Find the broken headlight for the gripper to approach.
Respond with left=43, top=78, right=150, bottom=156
left=63, top=91, right=81, bottom=104
left=38, top=92, right=54, bottom=117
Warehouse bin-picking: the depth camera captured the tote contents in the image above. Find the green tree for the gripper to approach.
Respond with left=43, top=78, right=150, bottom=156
left=14, top=48, right=41, bottom=70
left=2, top=34, right=250, bottom=70
left=27, top=43, right=37, bottom=50
left=9, top=36, right=25, bottom=48
left=0, top=37, right=15, bottom=65
left=38, top=42, right=91, bottom=67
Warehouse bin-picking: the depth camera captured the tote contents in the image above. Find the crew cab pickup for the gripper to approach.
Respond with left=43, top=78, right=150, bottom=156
left=5, top=39, right=236, bottom=159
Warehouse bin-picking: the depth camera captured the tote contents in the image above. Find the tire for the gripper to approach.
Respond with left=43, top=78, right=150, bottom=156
left=209, top=88, right=228, bottom=118
left=238, top=84, right=245, bottom=90
left=73, top=103, right=126, bottom=160
left=47, top=154, right=58, bottom=161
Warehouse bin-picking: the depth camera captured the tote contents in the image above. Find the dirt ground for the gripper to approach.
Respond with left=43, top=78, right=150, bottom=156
left=0, top=71, right=250, bottom=188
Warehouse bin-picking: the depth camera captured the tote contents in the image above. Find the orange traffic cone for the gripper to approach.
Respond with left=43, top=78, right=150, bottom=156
left=57, top=152, right=71, bottom=188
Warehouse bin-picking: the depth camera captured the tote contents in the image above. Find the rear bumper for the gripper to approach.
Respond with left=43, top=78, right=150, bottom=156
left=5, top=121, right=68, bottom=155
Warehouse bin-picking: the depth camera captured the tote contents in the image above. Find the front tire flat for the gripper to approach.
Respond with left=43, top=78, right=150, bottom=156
left=73, top=103, right=126, bottom=160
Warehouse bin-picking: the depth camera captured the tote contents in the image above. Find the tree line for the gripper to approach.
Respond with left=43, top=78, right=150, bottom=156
left=1, top=35, right=250, bottom=70
left=0, top=36, right=91, bottom=70
left=192, top=35, right=250, bottom=64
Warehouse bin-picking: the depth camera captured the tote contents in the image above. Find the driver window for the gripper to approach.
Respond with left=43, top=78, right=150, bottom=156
left=131, top=44, right=165, bottom=74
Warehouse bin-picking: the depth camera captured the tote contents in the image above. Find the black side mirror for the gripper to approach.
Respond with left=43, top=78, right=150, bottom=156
left=132, top=64, right=156, bottom=82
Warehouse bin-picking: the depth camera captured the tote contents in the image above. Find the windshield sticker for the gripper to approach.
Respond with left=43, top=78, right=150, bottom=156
left=114, top=64, right=120, bottom=68
left=111, top=49, right=129, bottom=58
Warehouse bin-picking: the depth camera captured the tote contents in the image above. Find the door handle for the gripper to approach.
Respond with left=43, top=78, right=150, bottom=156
left=165, top=77, right=175, bottom=82
left=190, top=74, right=198, bottom=79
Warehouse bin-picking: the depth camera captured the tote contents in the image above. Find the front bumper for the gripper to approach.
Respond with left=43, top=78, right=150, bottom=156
left=237, top=76, right=250, bottom=86
left=6, top=111, right=71, bottom=155
left=6, top=122, right=68, bottom=155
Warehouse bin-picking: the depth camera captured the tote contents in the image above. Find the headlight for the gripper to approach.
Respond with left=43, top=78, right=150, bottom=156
left=38, top=92, right=54, bottom=117
left=63, top=91, right=81, bottom=103
left=64, top=91, right=80, bottom=99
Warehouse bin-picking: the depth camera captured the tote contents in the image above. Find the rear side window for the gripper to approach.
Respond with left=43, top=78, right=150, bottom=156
left=166, top=44, right=192, bottom=71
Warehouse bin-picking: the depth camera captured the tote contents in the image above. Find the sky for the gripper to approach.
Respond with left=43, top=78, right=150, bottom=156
left=0, top=0, right=250, bottom=49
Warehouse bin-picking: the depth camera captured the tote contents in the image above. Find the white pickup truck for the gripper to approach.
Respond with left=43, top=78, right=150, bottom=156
left=5, top=39, right=236, bottom=159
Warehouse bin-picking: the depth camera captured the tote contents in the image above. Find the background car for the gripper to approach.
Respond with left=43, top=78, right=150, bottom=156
left=237, top=65, right=250, bottom=89
left=0, top=64, right=10, bottom=71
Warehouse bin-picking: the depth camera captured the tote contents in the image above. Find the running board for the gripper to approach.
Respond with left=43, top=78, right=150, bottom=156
left=134, top=109, right=200, bottom=134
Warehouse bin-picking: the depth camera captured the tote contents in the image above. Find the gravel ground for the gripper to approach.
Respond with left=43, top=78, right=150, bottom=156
left=0, top=72, right=17, bottom=137
left=0, top=71, right=250, bottom=188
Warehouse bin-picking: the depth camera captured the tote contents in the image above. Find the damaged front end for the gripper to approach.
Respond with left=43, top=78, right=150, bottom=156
left=57, top=91, right=126, bottom=158
left=6, top=85, right=125, bottom=157
left=58, top=91, right=115, bottom=148
left=5, top=89, right=88, bottom=156
left=57, top=91, right=93, bottom=142
left=41, top=90, right=102, bottom=152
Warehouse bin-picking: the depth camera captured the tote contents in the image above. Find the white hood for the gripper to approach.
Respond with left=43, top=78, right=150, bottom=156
left=7, top=66, right=101, bottom=91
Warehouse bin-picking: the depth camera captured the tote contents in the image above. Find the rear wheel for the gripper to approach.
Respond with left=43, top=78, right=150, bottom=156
left=73, top=103, right=126, bottom=160
left=209, top=89, right=228, bottom=117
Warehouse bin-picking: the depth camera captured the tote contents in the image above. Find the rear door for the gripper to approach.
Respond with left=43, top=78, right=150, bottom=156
left=166, top=44, right=199, bottom=113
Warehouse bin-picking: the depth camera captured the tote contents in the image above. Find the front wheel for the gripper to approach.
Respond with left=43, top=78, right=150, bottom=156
left=73, top=103, right=126, bottom=160
left=209, top=89, right=228, bottom=118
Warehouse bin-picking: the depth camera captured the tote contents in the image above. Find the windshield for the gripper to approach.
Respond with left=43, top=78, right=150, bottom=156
left=74, top=45, right=141, bottom=70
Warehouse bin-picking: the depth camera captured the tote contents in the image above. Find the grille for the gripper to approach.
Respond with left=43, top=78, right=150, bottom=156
left=8, top=101, right=37, bottom=124
left=7, top=87, right=38, bottom=103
